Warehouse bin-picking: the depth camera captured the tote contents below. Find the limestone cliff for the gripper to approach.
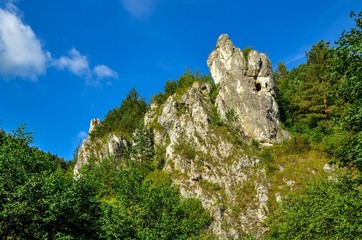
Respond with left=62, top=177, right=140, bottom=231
left=208, top=34, right=289, bottom=143
left=74, top=34, right=332, bottom=239
left=74, top=119, right=128, bottom=176
left=144, top=34, right=292, bottom=238
left=145, top=80, right=270, bottom=238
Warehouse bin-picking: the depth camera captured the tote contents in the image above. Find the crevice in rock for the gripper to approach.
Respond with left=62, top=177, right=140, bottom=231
left=255, top=83, right=261, bottom=92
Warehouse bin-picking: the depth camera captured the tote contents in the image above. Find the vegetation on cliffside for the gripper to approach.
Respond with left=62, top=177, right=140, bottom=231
left=151, top=68, right=215, bottom=106
left=267, top=11, right=362, bottom=239
left=275, top=12, right=362, bottom=171
left=90, top=88, right=148, bottom=141
left=0, top=127, right=211, bottom=239
left=0, top=11, right=361, bottom=240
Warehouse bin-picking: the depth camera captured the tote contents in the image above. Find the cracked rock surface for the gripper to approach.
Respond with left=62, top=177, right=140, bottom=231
left=208, top=34, right=289, bottom=143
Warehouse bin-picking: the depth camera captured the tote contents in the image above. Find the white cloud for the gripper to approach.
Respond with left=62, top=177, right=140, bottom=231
left=121, top=0, right=157, bottom=18
left=0, top=2, right=118, bottom=86
left=93, top=65, right=118, bottom=80
left=52, top=48, right=91, bottom=78
left=0, top=5, right=48, bottom=80
left=52, top=49, right=118, bottom=87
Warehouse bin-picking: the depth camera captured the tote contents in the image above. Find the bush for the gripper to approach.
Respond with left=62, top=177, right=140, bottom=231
left=173, top=135, right=196, bottom=160
left=281, top=135, right=311, bottom=154
left=151, top=69, right=214, bottom=106
left=251, top=139, right=260, bottom=149
left=268, top=176, right=362, bottom=239
left=96, top=164, right=211, bottom=239
left=210, top=105, right=224, bottom=126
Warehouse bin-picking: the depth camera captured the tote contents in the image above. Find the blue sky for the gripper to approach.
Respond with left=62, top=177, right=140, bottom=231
left=0, top=0, right=360, bottom=160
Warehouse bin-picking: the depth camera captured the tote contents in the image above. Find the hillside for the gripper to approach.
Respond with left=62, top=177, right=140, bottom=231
left=0, top=11, right=361, bottom=240
left=73, top=12, right=362, bottom=238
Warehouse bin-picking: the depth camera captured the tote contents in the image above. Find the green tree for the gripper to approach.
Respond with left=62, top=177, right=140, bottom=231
left=326, top=12, right=362, bottom=170
left=130, top=128, right=155, bottom=169
left=92, top=88, right=148, bottom=141
left=276, top=12, right=362, bottom=170
left=268, top=176, right=362, bottom=239
left=277, top=41, right=332, bottom=138
left=275, top=62, right=288, bottom=80
left=330, top=12, right=362, bottom=105
left=0, top=126, right=102, bottom=239
left=97, top=167, right=211, bottom=240
left=0, top=127, right=66, bottom=238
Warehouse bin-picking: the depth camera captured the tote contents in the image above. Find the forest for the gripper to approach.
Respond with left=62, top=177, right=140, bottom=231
left=0, top=12, right=361, bottom=240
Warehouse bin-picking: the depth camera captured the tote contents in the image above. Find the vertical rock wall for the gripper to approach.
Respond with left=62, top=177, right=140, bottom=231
left=207, top=34, right=289, bottom=143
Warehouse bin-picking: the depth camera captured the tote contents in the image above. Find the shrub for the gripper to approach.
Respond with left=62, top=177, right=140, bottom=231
left=267, top=176, right=362, bottom=239
left=151, top=69, right=214, bottom=106
left=173, top=135, right=196, bottom=160
left=281, top=135, right=310, bottom=154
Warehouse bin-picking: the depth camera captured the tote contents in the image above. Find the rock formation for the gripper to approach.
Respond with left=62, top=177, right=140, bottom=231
left=145, top=81, right=270, bottom=238
left=75, top=34, right=296, bottom=238
left=208, top=34, right=289, bottom=143
left=144, top=35, right=293, bottom=238
left=74, top=119, right=128, bottom=176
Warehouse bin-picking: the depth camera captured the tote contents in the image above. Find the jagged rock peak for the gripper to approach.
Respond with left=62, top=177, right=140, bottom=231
left=208, top=34, right=273, bottom=84
left=207, top=34, right=289, bottom=143
left=216, top=34, right=234, bottom=48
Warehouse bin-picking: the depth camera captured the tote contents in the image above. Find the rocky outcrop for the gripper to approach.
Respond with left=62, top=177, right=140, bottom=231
left=72, top=34, right=333, bottom=239
left=74, top=119, right=128, bottom=176
left=145, top=82, right=270, bottom=238
left=145, top=82, right=212, bottom=162
left=207, top=34, right=289, bottom=143
left=144, top=35, right=292, bottom=238
left=75, top=34, right=293, bottom=238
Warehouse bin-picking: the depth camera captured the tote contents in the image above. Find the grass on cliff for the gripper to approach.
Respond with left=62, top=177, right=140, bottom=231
left=255, top=134, right=333, bottom=212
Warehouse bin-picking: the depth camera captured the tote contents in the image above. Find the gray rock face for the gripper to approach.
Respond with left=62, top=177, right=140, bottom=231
left=143, top=35, right=294, bottom=238
left=72, top=34, right=327, bottom=239
left=207, top=34, right=289, bottom=143
left=145, top=82, right=270, bottom=238
left=74, top=119, right=128, bottom=176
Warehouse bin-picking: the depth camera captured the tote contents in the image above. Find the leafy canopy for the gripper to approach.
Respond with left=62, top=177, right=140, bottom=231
left=275, top=12, right=362, bottom=170
left=0, top=126, right=210, bottom=239
left=268, top=176, right=362, bottom=239
left=91, top=88, right=148, bottom=141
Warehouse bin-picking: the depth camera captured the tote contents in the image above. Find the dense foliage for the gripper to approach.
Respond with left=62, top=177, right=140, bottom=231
left=268, top=177, right=362, bottom=239
left=91, top=88, right=148, bottom=141
left=0, top=126, right=96, bottom=239
left=0, top=127, right=210, bottom=239
left=275, top=12, right=362, bottom=170
left=91, top=160, right=211, bottom=239
left=267, top=12, right=362, bottom=239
